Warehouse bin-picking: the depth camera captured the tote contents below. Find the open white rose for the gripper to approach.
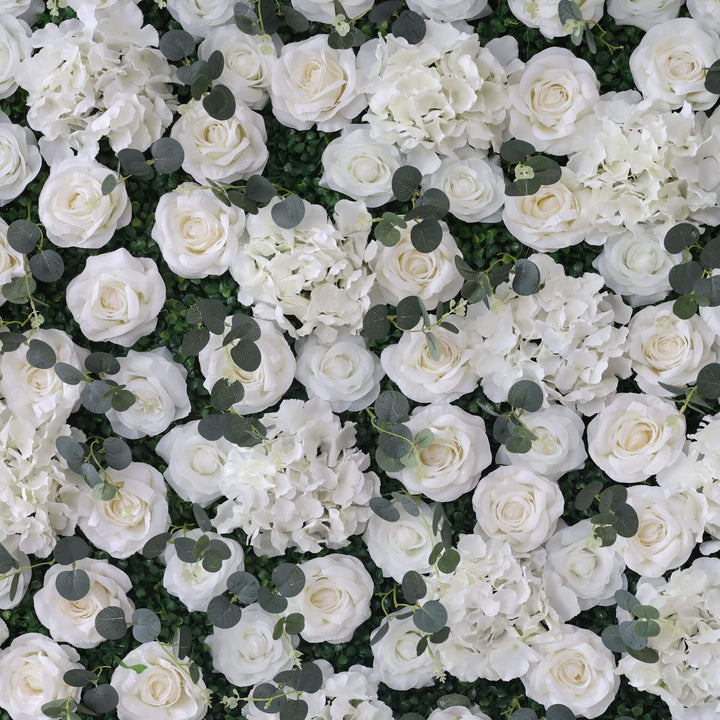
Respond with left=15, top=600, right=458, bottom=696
left=0, top=633, right=82, bottom=720
left=0, top=0, right=41, bottom=21
left=427, top=708, right=491, bottom=720
left=155, top=421, right=231, bottom=507
left=105, top=349, right=190, bottom=440
left=320, top=126, right=401, bottom=208
left=363, top=499, right=440, bottom=582
left=198, top=26, right=277, bottom=110
left=607, top=0, right=682, bottom=30
left=171, top=99, right=268, bottom=184
left=295, top=332, right=382, bottom=413
left=627, top=301, right=717, bottom=396
left=0, top=328, right=88, bottom=426
left=199, top=317, right=294, bottom=415
left=587, top=393, right=686, bottom=483
left=688, top=0, right=720, bottom=33
left=38, top=157, right=131, bottom=249
left=495, top=404, right=587, bottom=482
left=0, top=218, right=24, bottom=303
left=167, top=0, right=236, bottom=36
left=0, top=535, right=30, bottom=609
left=286, top=554, right=373, bottom=644
left=206, top=603, right=298, bottom=687
left=270, top=35, right=366, bottom=132
left=522, top=625, right=619, bottom=718
left=291, top=0, right=373, bottom=21
left=629, top=18, right=720, bottom=110
left=0, top=112, right=40, bottom=207
left=0, top=15, right=29, bottom=100
left=472, top=466, right=564, bottom=553
left=619, top=485, right=707, bottom=577
left=507, top=47, right=599, bottom=156
left=163, top=529, right=244, bottom=612
left=387, top=404, right=491, bottom=501
left=0, top=619, right=6, bottom=647
left=33, top=558, right=134, bottom=648
left=66, top=248, right=166, bottom=347
left=406, top=0, right=488, bottom=20
left=112, top=642, right=209, bottom=720
left=152, top=183, right=246, bottom=278
left=508, top=0, right=604, bottom=38
left=73, top=462, right=170, bottom=559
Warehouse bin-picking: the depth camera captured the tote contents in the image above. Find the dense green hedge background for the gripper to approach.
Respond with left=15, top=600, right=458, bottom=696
left=0, top=3, right=672, bottom=719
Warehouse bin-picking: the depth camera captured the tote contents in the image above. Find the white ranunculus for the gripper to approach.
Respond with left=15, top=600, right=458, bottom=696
left=627, top=301, right=717, bottom=396
left=291, top=0, right=373, bottom=22
left=507, top=47, right=599, bottom=155
left=166, top=0, right=236, bottom=36
left=607, top=0, right=682, bottom=30
left=586, top=393, right=686, bottom=483
left=688, top=0, right=720, bottom=33
left=65, top=248, right=166, bottom=347
left=73, top=462, right=170, bottom=559
left=198, top=26, right=277, bottom=110
left=406, top=0, right=488, bottom=20
left=0, top=535, right=30, bottom=609
left=320, top=126, right=401, bottom=208
left=508, top=0, right=603, bottom=38
left=171, top=99, right=268, bottom=184
left=199, top=317, right=295, bottom=415
left=522, top=625, right=619, bottom=718
left=0, top=328, right=88, bottom=426
left=0, top=218, right=24, bottom=303
left=629, top=18, right=720, bottom=110
left=363, top=499, right=441, bottom=582
left=543, top=520, right=626, bottom=621
left=38, top=157, right=131, bottom=249
left=0, top=112, right=40, bottom=207
left=155, top=421, right=232, bottom=507
left=423, top=152, right=505, bottom=223
left=387, top=404, right=491, bottom=501
left=105, top=348, right=191, bottom=440
left=152, top=183, right=246, bottom=278
left=0, top=15, right=29, bottom=100
left=592, top=225, right=681, bottom=307
left=295, top=332, right=383, bottom=413
left=163, top=529, right=244, bottom=612
left=112, top=642, right=209, bottom=720
left=286, top=554, right=373, bottom=644
left=269, top=35, right=366, bottom=132
left=495, top=404, right=587, bottom=482
left=472, top=466, right=564, bottom=553
left=619, top=485, right=706, bottom=577
left=33, top=558, right=134, bottom=649
left=0, top=633, right=82, bottom=720
left=206, top=603, right=298, bottom=687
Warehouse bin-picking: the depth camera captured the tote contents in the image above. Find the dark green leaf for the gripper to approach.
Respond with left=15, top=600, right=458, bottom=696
left=363, top=304, right=390, bottom=339
left=203, top=84, right=237, bottom=122
left=63, top=669, right=98, bottom=688
left=0, top=542, right=18, bottom=573
left=1, top=276, right=32, bottom=304
left=328, top=30, right=355, bottom=50
left=142, top=532, right=171, bottom=559
left=257, top=586, right=288, bottom=613
left=505, top=177, right=542, bottom=196
left=284, top=612, right=304, bottom=635
left=437, top=695, right=471, bottom=710
left=118, top=148, right=153, bottom=179
left=633, top=604, right=660, bottom=619
left=437, top=548, right=460, bottom=573
left=132, top=608, right=161, bottom=642
left=546, top=706, right=575, bottom=720
left=0, top=331, right=26, bottom=352
left=159, top=29, right=195, bottom=60
left=230, top=341, right=261, bottom=372
left=281, top=4, right=310, bottom=30
left=705, top=59, right=720, bottom=94
left=500, top=139, right=535, bottom=163
left=55, top=569, right=90, bottom=601
left=633, top=619, right=660, bottom=638
left=30, top=250, right=64, bottom=282
left=374, top=390, right=409, bottom=423
left=103, top=437, right=132, bottom=470
left=392, top=165, right=422, bottom=202
left=85, top=352, right=120, bottom=375
left=594, top=524, right=617, bottom=546
left=280, top=699, right=308, bottom=720
left=429, top=626, right=450, bottom=644
left=619, top=620, right=647, bottom=651
left=26, top=339, right=56, bottom=369
left=627, top=646, right=659, bottom=663
left=574, top=480, right=603, bottom=511
left=207, top=595, right=243, bottom=628
left=7, top=219, right=40, bottom=254
left=235, top=1, right=260, bottom=33
left=82, top=685, right=119, bottom=715
left=211, top=378, right=244, bottom=411
left=271, top=195, right=305, bottom=229
left=53, top=536, right=89, bottom=565
left=252, top=683, right=285, bottom=714
left=41, top=700, right=69, bottom=718
left=375, top=218, right=402, bottom=247
left=396, top=296, right=423, bottom=330
left=673, top=294, right=698, bottom=319
left=697, top=362, right=720, bottom=399
left=246, top=175, right=278, bottom=204
left=391, top=9, right=425, bottom=43
left=272, top=563, right=305, bottom=598
left=525, top=155, right=562, bottom=185
left=94, top=606, right=128, bottom=640
left=614, top=589, right=638, bottom=612
left=509, top=711, right=537, bottom=720
left=370, top=497, right=400, bottom=522
left=508, top=380, right=543, bottom=412
left=664, top=223, right=700, bottom=253
left=669, top=261, right=703, bottom=295
left=601, top=624, right=627, bottom=653
left=413, top=600, right=447, bottom=634
left=54, top=362, right=84, bottom=385
left=694, top=275, right=720, bottom=306
left=151, top=137, right=185, bottom=174
left=227, top=571, right=260, bottom=604
left=410, top=219, right=442, bottom=253
left=206, top=50, right=224, bottom=80
left=81, top=380, right=113, bottom=414
left=378, top=423, right=413, bottom=458
left=512, top=259, right=541, bottom=296
left=613, top=503, right=639, bottom=537
left=401, top=570, right=426, bottom=603
left=370, top=622, right=389, bottom=645
left=416, top=635, right=428, bottom=656
left=181, top=327, right=211, bottom=357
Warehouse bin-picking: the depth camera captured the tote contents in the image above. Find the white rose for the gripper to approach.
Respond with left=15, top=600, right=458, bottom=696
left=586, top=393, right=686, bottom=483
left=619, top=485, right=706, bottom=577
left=543, top=520, right=626, bottom=621
left=387, top=404, right=492, bottom=501
left=406, top=0, right=489, bottom=21
left=522, top=626, right=619, bottom=718
left=427, top=708, right=491, bottom=720
left=167, top=0, right=236, bottom=36
left=0, top=112, right=40, bottom=207
left=0, top=535, right=30, bottom=609
left=295, top=332, right=383, bottom=413
left=73, top=462, right=170, bottom=559
left=0, top=633, right=82, bottom=720
left=381, top=319, right=479, bottom=404
left=607, top=0, right=682, bottom=30
left=38, top=157, right=131, bottom=249
left=320, top=126, right=401, bottom=208
left=163, top=529, right=244, bottom=612
left=507, top=47, right=599, bottom=155
left=502, top=168, right=591, bottom=251
left=423, top=152, right=505, bottom=223
left=627, top=301, right=717, bottom=396
left=199, top=317, right=295, bottom=415
left=0, top=328, right=88, bottom=425
left=592, top=225, right=681, bottom=307
left=0, top=619, right=6, bottom=647
left=371, top=612, right=436, bottom=691
left=508, top=0, right=603, bottom=38
left=688, top=0, right=720, bottom=33
left=198, top=27, right=277, bottom=110
left=286, top=554, right=373, bottom=644
left=155, top=421, right=232, bottom=506
left=66, top=248, right=166, bottom=347
left=495, top=404, right=587, bottom=482
left=629, top=18, right=720, bottom=110
left=472, top=466, right=564, bottom=553
left=291, top=0, right=373, bottom=21
left=0, top=218, right=24, bottom=303
left=363, top=499, right=441, bottom=582
left=152, top=183, right=246, bottom=278
left=206, top=603, right=298, bottom=687
left=33, top=558, right=134, bottom=649
left=0, top=15, right=30, bottom=100
left=171, top=99, right=268, bottom=184
left=0, top=0, right=40, bottom=21
left=111, top=642, right=209, bottom=720
left=269, top=35, right=366, bottom=132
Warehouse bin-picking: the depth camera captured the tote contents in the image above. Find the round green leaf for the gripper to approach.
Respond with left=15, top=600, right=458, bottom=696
left=82, top=684, right=119, bottom=714
left=151, top=137, right=185, bottom=174
left=411, top=219, right=443, bottom=253
left=252, top=683, right=285, bottom=714
left=363, top=304, right=390, bottom=339
left=601, top=624, right=626, bottom=653
left=500, top=139, right=536, bottom=163
left=392, top=165, right=422, bottom=202
left=271, top=194, right=305, bottom=229
left=54, top=362, right=84, bottom=385
left=230, top=341, right=261, bottom=372
left=280, top=699, right=308, bottom=720
left=26, top=339, right=56, bottom=369
left=272, top=563, right=305, bottom=598
left=29, top=250, right=64, bottom=283
left=53, top=536, right=90, bottom=565
left=132, top=608, right=162, bottom=642
left=664, top=222, right=700, bottom=253
left=507, top=379, right=544, bottom=412
left=282, top=4, right=310, bottom=31
left=437, top=695, right=471, bottom=710
left=697, top=362, right=720, bottom=399
left=396, top=296, right=423, bottom=330
left=284, top=612, right=305, bottom=635
left=504, top=435, right=532, bottom=454
left=402, top=570, right=427, bottom=603
left=694, top=275, right=720, bottom=306
left=55, top=569, right=90, bottom=601
left=374, top=390, right=410, bottom=423
left=227, top=571, right=260, bottom=604
left=207, top=595, right=243, bottom=628
left=512, top=258, right=541, bottom=296
left=375, top=218, right=402, bottom=247
left=673, top=294, right=698, bottom=319
left=101, top=174, right=117, bottom=195
left=413, top=600, right=448, bottom=634
left=142, top=532, right=171, bottom=559
left=198, top=414, right=228, bottom=441
left=203, top=84, right=237, bottom=121
left=669, top=261, right=703, bottom=295
left=63, top=669, right=98, bottom=687
left=7, top=219, right=41, bottom=254
left=118, top=148, right=153, bottom=179
left=546, top=706, right=576, bottom=720
left=257, top=586, right=288, bottom=613
left=94, top=606, right=128, bottom=640
left=246, top=175, right=278, bottom=204
left=391, top=9, right=426, bottom=44
left=159, top=29, right=195, bottom=60
left=81, top=380, right=113, bottom=414
left=378, top=423, right=413, bottom=458
left=706, top=59, right=720, bottom=94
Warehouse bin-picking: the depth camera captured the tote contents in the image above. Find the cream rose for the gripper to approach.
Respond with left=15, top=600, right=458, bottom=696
left=688, top=0, right=720, bottom=33
left=586, top=393, right=686, bottom=483
left=65, top=248, right=166, bottom=347
left=0, top=112, right=40, bottom=207
left=0, top=15, right=29, bottom=99
left=291, top=0, right=373, bottom=21
left=472, top=466, right=564, bottom=553
left=166, top=0, right=235, bottom=36
left=406, top=0, right=489, bottom=20
left=607, top=0, right=682, bottom=30
left=33, top=558, right=134, bottom=648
